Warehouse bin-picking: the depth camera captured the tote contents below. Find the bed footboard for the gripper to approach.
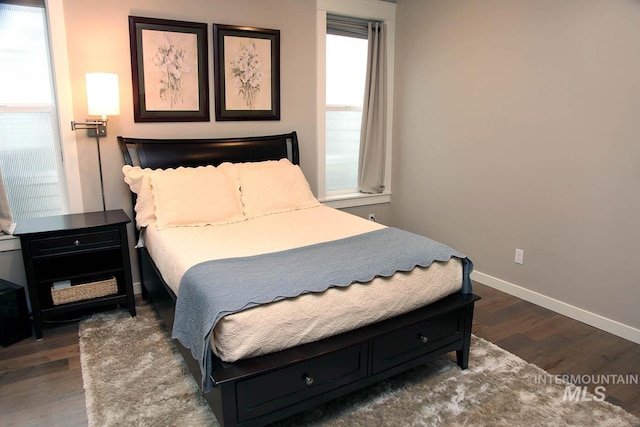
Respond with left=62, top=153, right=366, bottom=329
left=206, top=292, right=479, bottom=427
left=138, top=245, right=478, bottom=427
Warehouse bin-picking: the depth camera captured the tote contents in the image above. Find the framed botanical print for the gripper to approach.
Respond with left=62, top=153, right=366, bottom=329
left=128, top=16, right=210, bottom=122
left=213, top=24, right=280, bottom=121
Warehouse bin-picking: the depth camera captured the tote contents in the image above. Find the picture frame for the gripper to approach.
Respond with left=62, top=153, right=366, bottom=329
left=213, top=24, right=280, bottom=121
left=128, top=16, right=209, bottom=122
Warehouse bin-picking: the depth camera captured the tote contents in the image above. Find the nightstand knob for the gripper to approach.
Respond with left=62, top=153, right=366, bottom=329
left=74, top=240, right=80, bottom=246
left=304, top=375, right=314, bottom=386
left=418, top=334, right=429, bottom=344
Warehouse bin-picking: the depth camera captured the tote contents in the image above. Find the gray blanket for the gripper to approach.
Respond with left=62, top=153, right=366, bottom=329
left=171, top=227, right=473, bottom=392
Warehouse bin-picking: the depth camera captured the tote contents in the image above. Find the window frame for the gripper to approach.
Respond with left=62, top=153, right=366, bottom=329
left=316, top=0, right=395, bottom=208
left=0, top=0, right=83, bottom=250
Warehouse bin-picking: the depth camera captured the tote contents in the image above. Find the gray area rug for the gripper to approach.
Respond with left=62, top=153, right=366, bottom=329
left=79, top=306, right=639, bottom=426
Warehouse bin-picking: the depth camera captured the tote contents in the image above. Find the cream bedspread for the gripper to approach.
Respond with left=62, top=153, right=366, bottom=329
left=144, top=205, right=462, bottom=361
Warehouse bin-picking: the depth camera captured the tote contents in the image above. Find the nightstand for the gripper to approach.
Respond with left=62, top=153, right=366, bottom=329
left=14, top=209, right=136, bottom=339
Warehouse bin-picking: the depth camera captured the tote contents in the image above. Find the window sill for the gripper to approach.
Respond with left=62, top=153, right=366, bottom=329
left=0, top=234, right=21, bottom=252
left=320, top=192, right=391, bottom=209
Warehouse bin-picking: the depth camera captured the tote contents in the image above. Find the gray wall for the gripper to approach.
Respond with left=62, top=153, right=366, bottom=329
left=391, top=0, right=640, bottom=330
left=0, top=250, right=26, bottom=286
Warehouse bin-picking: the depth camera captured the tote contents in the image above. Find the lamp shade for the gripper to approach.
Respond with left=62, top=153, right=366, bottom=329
left=86, top=73, right=120, bottom=117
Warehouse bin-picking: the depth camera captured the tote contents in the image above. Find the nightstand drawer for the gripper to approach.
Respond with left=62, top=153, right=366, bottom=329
left=30, top=229, right=121, bottom=257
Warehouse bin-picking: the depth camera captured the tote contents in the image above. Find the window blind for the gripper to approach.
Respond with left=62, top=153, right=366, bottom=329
left=0, top=1, right=65, bottom=222
left=327, top=14, right=378, bottom=39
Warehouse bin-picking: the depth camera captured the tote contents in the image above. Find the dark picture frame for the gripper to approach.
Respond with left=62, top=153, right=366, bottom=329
left=213, top=24, right=280, bottom=121
left=128, top=16, right=209, bottom=122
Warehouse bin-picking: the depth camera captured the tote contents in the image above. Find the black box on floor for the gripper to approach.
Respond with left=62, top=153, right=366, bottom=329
left=0, top=279, right=32, bottom=346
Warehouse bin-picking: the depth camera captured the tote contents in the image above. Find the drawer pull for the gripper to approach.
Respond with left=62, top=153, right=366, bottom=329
left=74, top=240, right=80, bottom=247
left=303, top=375, right=314, bottom=386
left=418, top=334, right=429, bottom=344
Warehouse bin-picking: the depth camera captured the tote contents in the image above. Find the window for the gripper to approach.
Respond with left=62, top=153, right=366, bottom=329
left=317, top=0, right=395, bottom=208
left=0, top=0, right=67, bottom=221
left=325, top=32, right=368, bottom=192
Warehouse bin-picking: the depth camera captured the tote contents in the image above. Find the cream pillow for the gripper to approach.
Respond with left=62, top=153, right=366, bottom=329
left=122, top=165, right=156, bottom=229
left=236, top=159, right=320, bottom=219
left=150, top=166, right=245, bottom=230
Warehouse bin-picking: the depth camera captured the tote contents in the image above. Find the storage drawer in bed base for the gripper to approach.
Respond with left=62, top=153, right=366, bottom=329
left=236, top=343, right=368, bottom=423
left=371, top=309, right=464, bottom=374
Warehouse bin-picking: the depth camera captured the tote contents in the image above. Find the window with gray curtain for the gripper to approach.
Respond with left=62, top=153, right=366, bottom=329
left=0, top=0, right=65, bottom=229
left=325, top=14, right=386, bottom=194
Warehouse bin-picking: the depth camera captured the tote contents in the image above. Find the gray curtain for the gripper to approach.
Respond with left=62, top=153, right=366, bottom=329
left=0, top=167, right=15, bottom=235
left=358, top=21, right=387, bottom=194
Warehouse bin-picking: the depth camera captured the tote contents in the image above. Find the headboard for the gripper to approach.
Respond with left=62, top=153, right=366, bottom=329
left=117, top=131, right=299, bottom=169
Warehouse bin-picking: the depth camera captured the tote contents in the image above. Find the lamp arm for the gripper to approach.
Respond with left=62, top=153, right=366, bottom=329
left=70, top=119, right=107, bottom=130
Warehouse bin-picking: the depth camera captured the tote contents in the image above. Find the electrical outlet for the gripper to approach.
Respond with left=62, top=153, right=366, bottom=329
left=368, top=213, right=376, bottom=222
left=515, top=248, right=524, bottom=264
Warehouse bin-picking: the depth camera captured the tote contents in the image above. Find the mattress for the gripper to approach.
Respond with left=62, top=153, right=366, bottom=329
left=144, top=205, right=463, bottom=361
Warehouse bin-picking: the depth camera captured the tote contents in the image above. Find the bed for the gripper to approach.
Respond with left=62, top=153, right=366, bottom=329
left=117, top=131, right=480, bottom=427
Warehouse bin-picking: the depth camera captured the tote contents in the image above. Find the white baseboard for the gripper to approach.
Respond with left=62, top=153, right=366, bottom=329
left=471, top=270, right=640, bottom=345
left=133, top=281, right=142, bottom=295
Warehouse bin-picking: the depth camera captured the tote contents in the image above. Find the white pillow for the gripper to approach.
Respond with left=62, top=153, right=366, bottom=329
left=122, top=165, right=156, bottom=229
left=235, top=159, right=320, bottom=219
left=150, top=165, right=245, bottom=230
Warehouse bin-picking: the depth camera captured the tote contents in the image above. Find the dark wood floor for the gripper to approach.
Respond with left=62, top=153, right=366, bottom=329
left=1, top=283, right=638, bottom=426
left=472, top=283, right=639, bottom=418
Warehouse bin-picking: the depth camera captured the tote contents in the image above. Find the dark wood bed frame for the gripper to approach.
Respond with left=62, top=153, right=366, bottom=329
left=117, top=131, right=480, bottom=427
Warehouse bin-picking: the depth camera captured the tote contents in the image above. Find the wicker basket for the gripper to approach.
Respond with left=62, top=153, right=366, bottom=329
left=51, top=277, right=118, bottom=305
